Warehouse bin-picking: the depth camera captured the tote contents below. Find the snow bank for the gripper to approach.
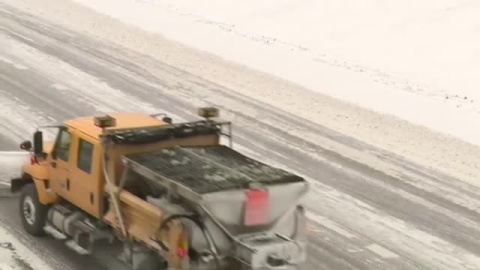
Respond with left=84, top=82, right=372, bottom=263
left=72, top=0, right=480, bottom=146
left=0, top=152, right=29, bottom=183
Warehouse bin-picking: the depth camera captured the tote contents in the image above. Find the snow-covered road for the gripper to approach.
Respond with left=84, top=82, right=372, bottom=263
left=0, top=215, right=53, bottom=270
left=74, top=0, right=480, bottom=147
left=1, top=1, right=480, bottom=269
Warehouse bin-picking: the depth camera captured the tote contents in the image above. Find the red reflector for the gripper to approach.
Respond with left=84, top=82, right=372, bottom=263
left=177, top=247, right=187, bottom=258
left=245, top=189, right=270, bottom=226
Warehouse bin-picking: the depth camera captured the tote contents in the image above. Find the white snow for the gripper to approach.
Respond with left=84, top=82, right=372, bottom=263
left=367, top=244, right=399, bottom=259
left=0, top=151, right=29, bottom=182
left=71, top=0, right=480, bottom=147
left=0, top=226, right=52, bottom=270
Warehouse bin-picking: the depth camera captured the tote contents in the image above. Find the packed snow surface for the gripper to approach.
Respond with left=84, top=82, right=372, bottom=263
left=0, top=225, right=52, bottom=270
left=73, top=0, right=480, bottom=146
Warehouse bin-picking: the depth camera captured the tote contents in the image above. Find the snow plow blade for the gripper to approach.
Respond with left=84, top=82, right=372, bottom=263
left=0, top=151, right=30, bottom=188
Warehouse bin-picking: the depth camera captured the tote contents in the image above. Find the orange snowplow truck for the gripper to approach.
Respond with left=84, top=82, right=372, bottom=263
left=10, top=107, right=309, bottom=270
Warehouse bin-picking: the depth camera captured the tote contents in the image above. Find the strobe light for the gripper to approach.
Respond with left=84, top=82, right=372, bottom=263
left=198, top=107, right=219, bottom=119
left=94, top=115, right=116, bottom=128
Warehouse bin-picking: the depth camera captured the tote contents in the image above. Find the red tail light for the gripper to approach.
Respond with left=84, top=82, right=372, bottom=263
left=245, top=189, right=270, bottom=226
left=177, top=232, right=189, bottom=258
left=177, top=247, right=188, bottom=258
left=30, top=155, right=38, bottom=165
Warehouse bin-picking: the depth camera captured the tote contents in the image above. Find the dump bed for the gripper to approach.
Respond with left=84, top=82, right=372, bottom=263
left=124, top=145, right=305, bottom=201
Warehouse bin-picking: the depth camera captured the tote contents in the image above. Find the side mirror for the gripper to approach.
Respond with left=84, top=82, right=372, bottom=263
left=20, top=141, right=32, bottom=151
left=162, top=117, right=172, bottom=124
left=33, top=131, right=43, bottom=156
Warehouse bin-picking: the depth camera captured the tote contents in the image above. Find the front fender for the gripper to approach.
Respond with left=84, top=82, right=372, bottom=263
left=22, top=160, right=50, bottom=180
left=21, top=161, right=57, bottom=204
left=21, top=140, right=54, bottom=180
left=1, top=145, right=56, bottom=204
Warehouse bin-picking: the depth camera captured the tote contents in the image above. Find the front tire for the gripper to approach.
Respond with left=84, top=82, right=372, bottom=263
left=20, top=184, right=48, bottom=236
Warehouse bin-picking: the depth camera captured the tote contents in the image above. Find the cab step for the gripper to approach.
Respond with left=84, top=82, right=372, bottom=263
left=44, top=224, right=67, bottom=240
left=65, top=239, right=90, bottom=255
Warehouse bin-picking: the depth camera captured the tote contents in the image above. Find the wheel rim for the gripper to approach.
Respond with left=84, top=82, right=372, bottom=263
left=23, top=196, right=36, bottom=225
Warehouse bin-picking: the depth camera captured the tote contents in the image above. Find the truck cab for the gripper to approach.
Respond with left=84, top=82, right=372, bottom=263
left=17, top=113, right=171, bottom=218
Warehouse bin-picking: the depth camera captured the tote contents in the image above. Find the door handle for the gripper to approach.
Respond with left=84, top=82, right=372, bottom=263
left=50, top=162, right=56, bottom=168
left=90, top=192, right=94, bottom=205
left=66, top=178, right=70, bottom=191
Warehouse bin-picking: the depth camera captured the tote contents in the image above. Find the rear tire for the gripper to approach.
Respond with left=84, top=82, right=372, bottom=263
left=19, top=184, right=48, bottom=236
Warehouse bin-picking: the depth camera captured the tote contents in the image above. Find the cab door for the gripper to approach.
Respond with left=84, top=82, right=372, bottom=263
left=69, top=133, right=101, bottom=217
left=50, top=128, right=72, bottom=198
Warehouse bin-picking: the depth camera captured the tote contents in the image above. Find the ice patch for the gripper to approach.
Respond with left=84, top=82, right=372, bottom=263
left=0, top=55, right=14, bottom=65
left=367, top=244, right=399, bottom=259
left=0, top=26, right=35, bottom=43
left=50, top=83, right=69, bottom=91
left=0, top=55, right=29, bottom=70
left=13, top=63, right=28, bottom=70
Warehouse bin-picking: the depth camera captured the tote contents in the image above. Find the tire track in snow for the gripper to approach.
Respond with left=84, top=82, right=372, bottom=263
left=306, top=183, right=480, bottom=270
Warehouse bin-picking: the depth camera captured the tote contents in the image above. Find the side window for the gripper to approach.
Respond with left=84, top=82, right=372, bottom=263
left=78, top=139, right=94, bottom=173
left=56, top=130, right=71, bottom=161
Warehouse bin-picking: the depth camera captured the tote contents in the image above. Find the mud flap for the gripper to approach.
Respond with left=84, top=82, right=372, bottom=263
left=10, top=178, right=30, bottom=193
